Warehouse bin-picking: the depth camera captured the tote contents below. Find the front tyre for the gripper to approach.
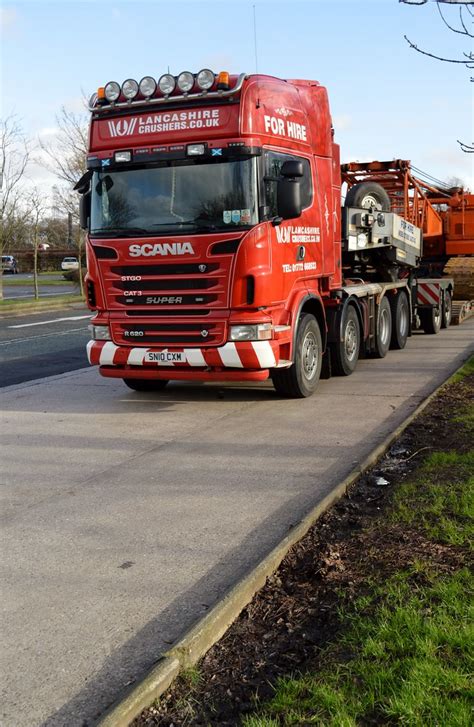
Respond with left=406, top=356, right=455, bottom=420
left=123, top=378, right=169, bottom=392
left=271, top=313, right=322, bottom=398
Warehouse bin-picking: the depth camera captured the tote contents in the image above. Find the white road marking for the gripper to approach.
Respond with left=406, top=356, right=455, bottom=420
left=8, top=315, right=93, bottom=329
left=0, top=327, right=90, bottom=346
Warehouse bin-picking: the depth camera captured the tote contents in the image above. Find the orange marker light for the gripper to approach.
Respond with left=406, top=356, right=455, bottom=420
left=217, top=71, right=230, bottom=91
left=97, top=87, right=105, bottom=100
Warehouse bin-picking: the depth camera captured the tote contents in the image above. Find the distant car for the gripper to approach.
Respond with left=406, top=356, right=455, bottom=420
left=61, top=256, right=79, bottom=271
left=1, top=255, right=19, bottom=274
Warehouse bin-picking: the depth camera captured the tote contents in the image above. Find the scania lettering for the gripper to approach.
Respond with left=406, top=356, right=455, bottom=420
left=78, top=69, right=465, bottom=397
left=129, top=242, right=195, bottom=257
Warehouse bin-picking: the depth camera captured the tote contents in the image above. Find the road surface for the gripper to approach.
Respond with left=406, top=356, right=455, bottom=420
left=2, top=273, right=77, bottom=300
left=1, top=321, right=473, bottom=727
left=0, top=309, right=91, bottom=386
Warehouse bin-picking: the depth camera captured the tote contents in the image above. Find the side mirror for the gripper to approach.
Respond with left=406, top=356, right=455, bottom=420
left=280, top=160, right=304, bottom=178
left=79, top=192, right=91, bottom=231
left=276, top=160, right=304, bottom=219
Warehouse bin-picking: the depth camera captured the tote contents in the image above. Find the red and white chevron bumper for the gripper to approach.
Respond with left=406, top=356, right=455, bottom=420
left=417, top=282, right=441, bottom=307
left=86, top=340, right=278, bottom=370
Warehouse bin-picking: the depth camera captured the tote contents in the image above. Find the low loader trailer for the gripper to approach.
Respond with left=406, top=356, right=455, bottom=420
left=76, top=70, right=458, bottom=397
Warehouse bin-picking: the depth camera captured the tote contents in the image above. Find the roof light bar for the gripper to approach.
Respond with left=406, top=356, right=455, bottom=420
left=91, top=72, right=247, bottom=111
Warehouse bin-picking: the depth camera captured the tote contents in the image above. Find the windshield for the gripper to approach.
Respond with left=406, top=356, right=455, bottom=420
left=90, top=157, right=258, bottom=236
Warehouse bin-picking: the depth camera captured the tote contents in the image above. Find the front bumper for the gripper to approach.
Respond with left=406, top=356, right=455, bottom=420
left=86, top=339, right=278, bottom=372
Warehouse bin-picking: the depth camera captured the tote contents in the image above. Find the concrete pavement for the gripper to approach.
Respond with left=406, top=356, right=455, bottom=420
left=1, top=321, right=473, bottom=727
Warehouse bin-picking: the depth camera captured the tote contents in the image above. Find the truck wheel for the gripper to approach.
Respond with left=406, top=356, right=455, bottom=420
left=441, top=290, right=452, bottom=329
left=389, top=291, right=409, bottom=350
left=331, top=305, right=360, bottom=376
left=271, top=313, right=322, bottom=398
left=344, top=182, right=391, bottom=212
left=123, top=378, right=169, bottom=392
left=420, top=307, right=441, bottom=335
left=373, top=296, right=392, bottom=358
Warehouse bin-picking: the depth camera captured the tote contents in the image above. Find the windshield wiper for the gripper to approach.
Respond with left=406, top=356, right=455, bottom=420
left=90, top=227, right=151, bottom=237
left=147, top=220, right=219, bottom=231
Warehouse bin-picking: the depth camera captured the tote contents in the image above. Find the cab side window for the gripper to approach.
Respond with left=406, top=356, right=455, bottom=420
left=264, top=151, right=312, bottom=217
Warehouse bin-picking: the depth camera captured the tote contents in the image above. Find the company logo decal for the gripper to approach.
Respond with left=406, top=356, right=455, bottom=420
left=275, top=226, right=320, bottom=244
left=129, top=242, right=195, bottom=257
left=107, top=109, right=221, bottom=138
left=275, top=107, right=293, bottom=117
left=108, top=118, right=138, bottom=138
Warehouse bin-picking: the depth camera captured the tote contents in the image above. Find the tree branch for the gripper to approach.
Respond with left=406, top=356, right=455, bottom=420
left=437, top=1, right=474, bottom=36
left=404, top=34, right=474, bottom=63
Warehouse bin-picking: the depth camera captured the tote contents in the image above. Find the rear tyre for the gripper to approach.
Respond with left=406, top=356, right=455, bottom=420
left=373, top=296, right=392, bottom=358
left=389, top=291, right=409, bottom=350
left=123, top=378, right=169, bottom=392
left=420, top=306, right=441, bottom=335
left=331, top=305, right=360, bottom=376
left=344, top=182, right=391, bottom=212
left=271, top=313, right=322, bottom=398
left=441, top=290, right=452, bottom=329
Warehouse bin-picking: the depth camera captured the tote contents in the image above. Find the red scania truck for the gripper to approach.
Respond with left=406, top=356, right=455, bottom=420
left=77, top=70, right=454, bottom=397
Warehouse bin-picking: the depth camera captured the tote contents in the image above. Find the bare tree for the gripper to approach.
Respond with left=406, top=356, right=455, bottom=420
left=0, top=115, right=31, bottom=300
left=27, top=188, right=49, bottom=300
left=400, top=0, right=474, bottom=151
left=39, top=104, right=89, bottom=296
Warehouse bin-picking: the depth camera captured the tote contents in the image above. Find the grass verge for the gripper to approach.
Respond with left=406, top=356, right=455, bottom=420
left=0, top=293, right=84, bottom=312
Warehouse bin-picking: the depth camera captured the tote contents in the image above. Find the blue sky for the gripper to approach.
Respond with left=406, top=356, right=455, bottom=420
left=1, top=0, right=472, bottom=192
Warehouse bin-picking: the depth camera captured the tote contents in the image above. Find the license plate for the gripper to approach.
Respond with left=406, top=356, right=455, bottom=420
left=144, top=351, right=185, bottom=364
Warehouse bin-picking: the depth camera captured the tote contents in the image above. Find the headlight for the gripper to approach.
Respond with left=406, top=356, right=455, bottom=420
left=122, top=79, right=139, bottom=100
left=196, top=68, right=215, bottom=90
left=139, top=76, right=156, bottom=98
left=104, top=81, right=121, bottom=102
left=89, top=325, right=111, bottom=341
left=230, top=323, right=272, bottom=341
left=177, top=71, right=194, bottom=93
left=158, top=73, right=176, bottom=95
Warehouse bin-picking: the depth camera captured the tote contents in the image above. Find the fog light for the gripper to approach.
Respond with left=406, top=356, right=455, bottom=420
left=230, top=323, right=272, bottom=341
left=187, top=143, right=205, bottom=156
left=115, top=151, right=132, bottom=163
left=89, top=325, right=111, bottom=341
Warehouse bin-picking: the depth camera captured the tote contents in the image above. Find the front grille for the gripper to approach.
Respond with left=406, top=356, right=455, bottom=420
left=115, top=278, right=218, bottom=291
left=111, top=263, right=219, bottom=276
left=100, top=236, right=240, bottom=348
left=112, top=320, right=225, bottom=346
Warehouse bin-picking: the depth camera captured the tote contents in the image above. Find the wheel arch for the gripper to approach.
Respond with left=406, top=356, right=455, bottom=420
left=291, top=294, right=327, bottom=356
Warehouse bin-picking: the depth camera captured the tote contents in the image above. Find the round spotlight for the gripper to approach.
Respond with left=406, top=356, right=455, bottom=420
left=158, top=73, right=176, bottom=95
left=104, top=81, right=121, bottom=102
left=122, top=78, right=139, bottom=100
left=139, top=76, right=157, bottom=98
left=196, top=69, right=215, bottom=91
left=177, top=71, right=194, bottom=93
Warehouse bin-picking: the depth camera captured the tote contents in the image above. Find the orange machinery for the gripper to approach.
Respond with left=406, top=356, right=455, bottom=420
left=342, top=160, right=474, bottom=301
